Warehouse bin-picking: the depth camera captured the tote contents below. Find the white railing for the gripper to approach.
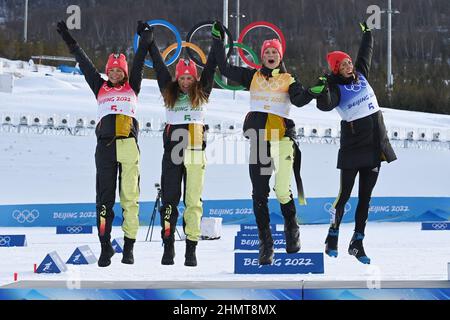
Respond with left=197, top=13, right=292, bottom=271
left=1, top=114, right=449, bottom=150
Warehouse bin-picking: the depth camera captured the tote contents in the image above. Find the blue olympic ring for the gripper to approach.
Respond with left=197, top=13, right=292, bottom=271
left=133, top=19, right=183, bottom=68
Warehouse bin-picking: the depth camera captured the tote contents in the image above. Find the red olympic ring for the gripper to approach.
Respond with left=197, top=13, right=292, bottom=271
left=237, top=21, right=286, bottom=69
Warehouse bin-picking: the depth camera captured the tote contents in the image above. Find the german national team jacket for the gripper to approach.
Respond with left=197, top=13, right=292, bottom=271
left=212, top=38, right=313, bottom=141
left=68, top=42, right=148, bottom=140
left=148, top=41, right=217, bottom=151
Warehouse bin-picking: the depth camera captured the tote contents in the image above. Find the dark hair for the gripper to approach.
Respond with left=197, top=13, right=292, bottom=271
left=162, top=80, right=208, bottom=109
left=107, top=76, right=128, bottom=87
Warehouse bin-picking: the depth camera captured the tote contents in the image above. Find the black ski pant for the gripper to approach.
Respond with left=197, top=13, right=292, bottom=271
left=331, top=166, right=380, bottom=234
left=159, top=124, right=206, bottom=242
left=95, top=137, right=140, bottom=243
left=248, top=133, right=297, bottom=231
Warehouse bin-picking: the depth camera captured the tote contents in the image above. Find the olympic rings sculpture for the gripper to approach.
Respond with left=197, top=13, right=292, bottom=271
left=185, top=20, right=234, bottom=67
left=213, top=42, right=260, bottom=91
left=237, top=21, right=286, bottom=69
left=161, top=41, right=207, bottom=65
left=133, top=19, right=183, bottom=68
left=132, top=19, right=285, bottom=90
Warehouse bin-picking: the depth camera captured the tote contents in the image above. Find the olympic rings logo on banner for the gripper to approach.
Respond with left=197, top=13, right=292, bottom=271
left=66, top=226, right=83, bottom=233
left=431, top=223, right=448, bottom=230
left=132, top=19, right=285, bottom=91
left=12, top=209, right=40, bottom=224
left=344, top=78, right=368, bottom=93
left=0, top=236, right=11, bottom=246
left=324, top=203, right=351, bottom=214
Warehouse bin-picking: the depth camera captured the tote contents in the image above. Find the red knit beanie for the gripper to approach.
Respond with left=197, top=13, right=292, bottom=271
left=105, top=53, right=128, bottom=77
left=260, top=39, right=283, bottom=60
left=175, top=59, right=198, bottom=80
left=327, top=51, right=352, bottom=74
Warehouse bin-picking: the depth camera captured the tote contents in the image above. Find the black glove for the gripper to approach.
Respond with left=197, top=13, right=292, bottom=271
left=308, top=76, right=328, bottom=97
left=137, top=20, right=145, bottom=36
left=137, top=20, right=154, bottom=46
left=56, top=20, right=76, bottom=46
left=212, top=20, right=225, bottom=41
left=359, top=21, right=371, bottom=33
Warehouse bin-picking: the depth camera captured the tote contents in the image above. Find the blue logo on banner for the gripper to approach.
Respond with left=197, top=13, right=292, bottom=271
left=236, top=231, right=285, bottom=238
left=421, top=222, right=450, bottom=230
left=56, top=226, right=93, bottom=234
left=112, top=238, right=124, bottom=253
left=66, top=245, right=97, bottom=265
left=0, top=235, right=27, bottom=247
left=240, top=224, right=277, bottom=232
left=36, top=251, right=67, bottom=273
left=235, top=234, right=286, bottom=250
left=234, top=252, right=324, bottom=274
left=1, top=197, right=449, bottom=227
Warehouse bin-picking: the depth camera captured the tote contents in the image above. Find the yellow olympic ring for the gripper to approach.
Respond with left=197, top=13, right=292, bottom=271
left=161, top=41, right=207, bottom=66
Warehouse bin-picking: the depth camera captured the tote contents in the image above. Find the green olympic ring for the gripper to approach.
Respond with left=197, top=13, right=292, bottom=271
left=214, top=42, right=260, bottom=91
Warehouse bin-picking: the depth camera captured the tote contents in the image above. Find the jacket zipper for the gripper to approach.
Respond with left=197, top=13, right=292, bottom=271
left=350, top=121, right=355, bottom=134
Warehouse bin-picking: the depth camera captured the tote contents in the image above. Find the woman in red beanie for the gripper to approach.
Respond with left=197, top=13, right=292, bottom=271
left=310, top=22, right=397, bottom=264
left=211, top=21, right=313, bottom=265
left=145, top=26, right=217, bottom=267
left=56, top=21, right=153, bottom=267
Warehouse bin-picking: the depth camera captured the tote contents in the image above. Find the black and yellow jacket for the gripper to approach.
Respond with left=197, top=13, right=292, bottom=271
left=212, top=38, right=313, bottom=141
left=148, top=40, right=217, bottom=152
left=68, top=41, right=148, bottom=140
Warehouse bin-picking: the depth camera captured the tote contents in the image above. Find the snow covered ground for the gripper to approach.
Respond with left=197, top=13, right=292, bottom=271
left=1, top=222, right=450, bottom=288
left=0, top=58, right=450, bottom=288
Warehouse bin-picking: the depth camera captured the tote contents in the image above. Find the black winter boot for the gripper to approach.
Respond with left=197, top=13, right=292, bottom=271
left=98, top=241, right=115, bottom=267
left=258, top=228, right=274, bottom=265
left=121, top=237, right=135, bottom=264
left=184, top=239, right=198, bottom=267
left=160, top=204, right=178, bottom=265
left=161, top=238, right=175, bottom=265
left=325, top=227, right=339, bottom=257
left=348, top=232, right=371, bottom=264
left=281, top=200, right=301, bottom=253
left=285, top=226, right=301, bottom=253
